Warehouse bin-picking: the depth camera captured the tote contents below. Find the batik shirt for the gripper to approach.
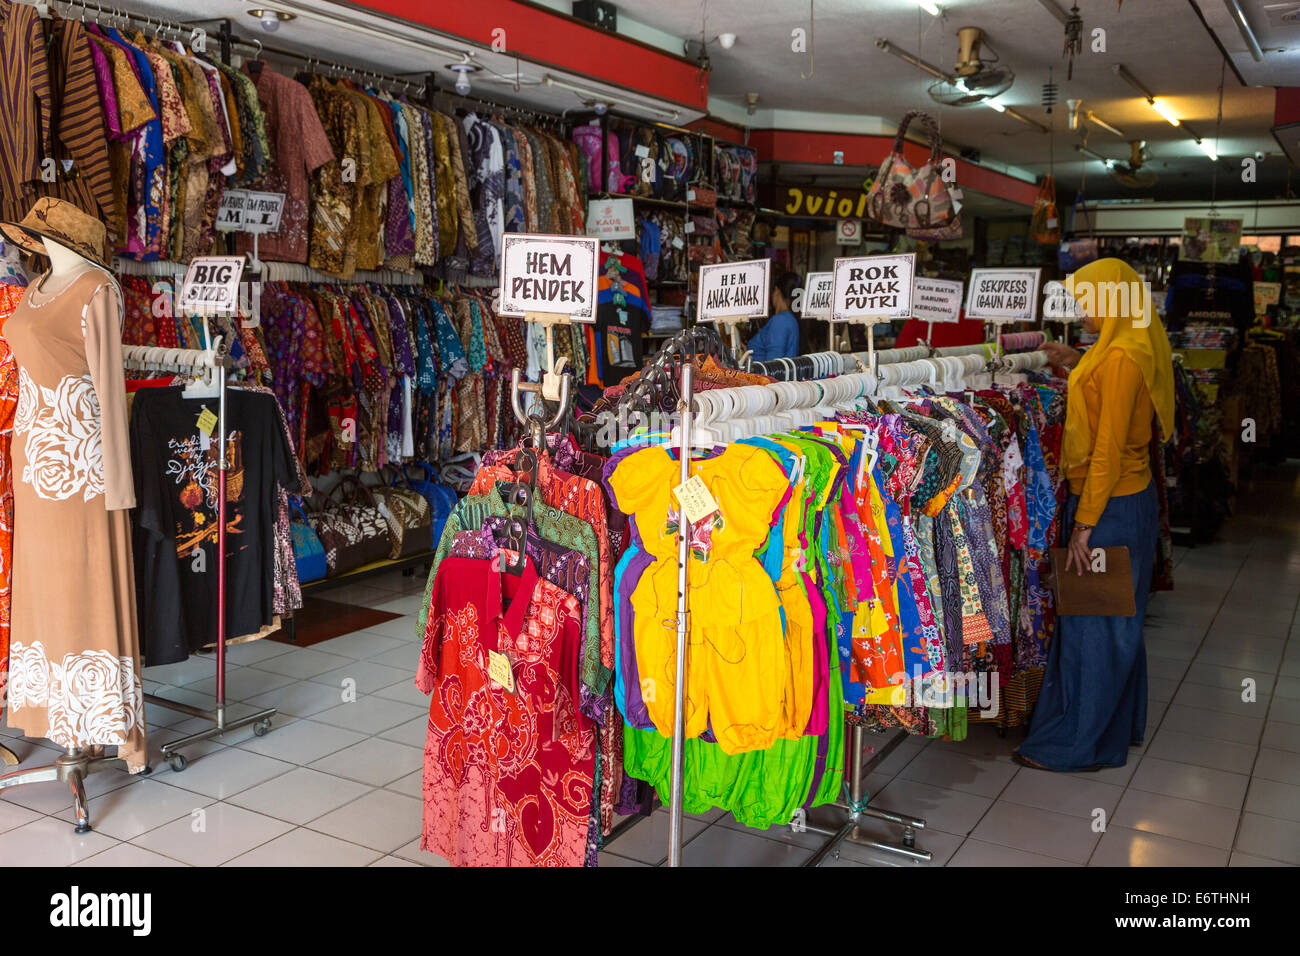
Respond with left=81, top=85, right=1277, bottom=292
left=419, top=556, right=592, bottom=868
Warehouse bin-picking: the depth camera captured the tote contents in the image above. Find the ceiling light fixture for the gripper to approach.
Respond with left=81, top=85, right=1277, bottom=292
left=247, top=9, right=295, bottom=33
left=1197, top=139, right=1219, bottom=161
left=917, top=1, right=941, bottom=15
left=1149, top=98, right=1181, bottom=127
left=718, top=33, right=737, bottom=50
left=256, top=0, right=474, bottom=63
left=543, top=75, right=681, bottom=121
left=447, top=60, right=478, bottom=96
left=985, top=100, right=1006, bottom=112
left=875, top=38, right=948, bottom=80
left=1113, top=64, right=1180, bottom=125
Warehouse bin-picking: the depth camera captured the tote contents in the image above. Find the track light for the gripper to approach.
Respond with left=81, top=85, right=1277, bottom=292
left=1197, top=139, right=1219, bottom=161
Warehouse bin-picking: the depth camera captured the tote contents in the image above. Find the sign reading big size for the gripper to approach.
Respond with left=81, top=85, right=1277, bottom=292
left=497, top=234, right=600, bottom=321
left=830, top=253, right=915, bottom=323
left=178, top=256, right=244, bottom=315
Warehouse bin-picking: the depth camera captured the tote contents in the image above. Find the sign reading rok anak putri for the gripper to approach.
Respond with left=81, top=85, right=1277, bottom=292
left=498, top=234, right=600, bottom=321
left=830, top=253, right=915, bottom=323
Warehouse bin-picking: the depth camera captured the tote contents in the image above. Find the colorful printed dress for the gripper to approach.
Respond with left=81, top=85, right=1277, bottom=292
left=0, top=284, right=24, bottom=701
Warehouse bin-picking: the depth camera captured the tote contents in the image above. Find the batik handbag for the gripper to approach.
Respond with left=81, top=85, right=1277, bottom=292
left=373, top=470, right=434, bottom=559
left=288, top=499, right=328, bottom=583
left=301, top=496, right=364, bottom=577
left=324, top=476, right=393, bottom=569
left=866, top=110, right=959, bottom=231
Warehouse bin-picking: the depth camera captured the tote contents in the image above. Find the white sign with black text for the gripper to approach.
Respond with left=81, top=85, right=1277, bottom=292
left=911, top=277, right=964, bottom=323
left=214, top=189, right=285, bottom=234
left=799, top=272, right=835, bottom=319
left=965, top=268, right=1042, bottom=323
left=177, top=256, right=244, bottom=316
left=697, top=259, right=771, bottom=323
left=585, top=198, right=636, bottom=241
left=497, top=234, right=600, bottom=322
left=830, top=253, right=915, bottom=323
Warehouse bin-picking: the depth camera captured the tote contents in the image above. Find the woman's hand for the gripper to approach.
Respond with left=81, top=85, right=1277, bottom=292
left=1065, top=524, right=1093, bottom=576
left=1043, top=341, right=1083, bottom=368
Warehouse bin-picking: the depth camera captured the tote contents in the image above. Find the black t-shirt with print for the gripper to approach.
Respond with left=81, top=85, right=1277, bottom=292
left=596, top=300, right=649, bottom=386
left=130, top=387, right=297, bottom=666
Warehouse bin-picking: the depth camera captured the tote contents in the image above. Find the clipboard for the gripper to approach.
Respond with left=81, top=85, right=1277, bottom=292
left=1048, top=547, right=1136, bottom=617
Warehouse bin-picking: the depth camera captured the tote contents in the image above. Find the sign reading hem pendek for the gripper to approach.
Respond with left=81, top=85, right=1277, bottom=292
left=830, top=253, right=915, bottom=323
left=697, top=259, right=771, bottom=323
left=498, top=234, right=600, bottom=322
left=964, top=267, right=1042, bottom=323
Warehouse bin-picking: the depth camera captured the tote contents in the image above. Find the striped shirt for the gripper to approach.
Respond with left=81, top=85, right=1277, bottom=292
left=35, top=14, right=117, bottom=240
left=0, top=0, right=53, bottom=224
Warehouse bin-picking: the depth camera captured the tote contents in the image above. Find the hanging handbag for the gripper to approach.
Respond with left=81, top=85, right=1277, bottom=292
left=866, top=110, right=959, bottom=231
left=288, top=498, right=328, bottom=584
left=1029, top=174, right=1061, bottom=245
left=908, top=214, right=964, bottom=242
left=374, top=468, right=434, bottom=559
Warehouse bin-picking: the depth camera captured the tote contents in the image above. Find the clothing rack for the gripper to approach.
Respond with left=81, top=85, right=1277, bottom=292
left=654, top=343, right=1055, bottom=864
left=121, top=343, right=278, bottom=773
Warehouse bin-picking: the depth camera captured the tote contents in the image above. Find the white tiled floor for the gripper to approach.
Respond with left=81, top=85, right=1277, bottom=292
left=2, top=467, right=1299, bottom=867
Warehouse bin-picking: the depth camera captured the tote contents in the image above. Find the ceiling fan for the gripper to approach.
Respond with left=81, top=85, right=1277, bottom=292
left=928, top=28, right=1015, bottom=106
left=1078, top=140, right=1158, bottom=187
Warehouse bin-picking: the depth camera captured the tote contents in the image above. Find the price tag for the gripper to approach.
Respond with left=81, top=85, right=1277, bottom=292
left=635, top=144, right=650, bottom=158
left=684, top=221, right=695, bottom=234
left=1046, top=217, right=1058, bottom=229
left=196, top=406, right=218, bottom=437
left=488, top=650, right=516, bottom=693
left=671, top=236, right=685, bottom=249
left=673, top=474, right=719, bottom=524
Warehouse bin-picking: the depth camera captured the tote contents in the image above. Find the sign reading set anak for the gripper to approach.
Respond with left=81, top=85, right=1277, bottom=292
left=799, top=272, right=834, bottom=318
left=697, top=259, right=771, bottom=322
left=911, top=277, right=963, bottom=323
left=498, top=234, right=600, bottom=321
left=964, top=268, right=1042, bottom=323
left=830, top=253, right=915, bottom=323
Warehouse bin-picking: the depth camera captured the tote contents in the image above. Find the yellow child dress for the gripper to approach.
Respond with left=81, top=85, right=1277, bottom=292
left=609, top=443, right=790, bottom=755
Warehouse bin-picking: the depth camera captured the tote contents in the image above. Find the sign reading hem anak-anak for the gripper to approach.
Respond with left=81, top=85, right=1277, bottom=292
left=830, top=253, right=915, bottom=323
left=964, top=268, right=1042, bottom=323
left=497, top=234, right=600, bottom=322
left=697, top=259, right=771, bottom=323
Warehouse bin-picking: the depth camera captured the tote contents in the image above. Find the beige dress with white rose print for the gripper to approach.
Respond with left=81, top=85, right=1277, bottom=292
left=2, top=270, right=146, bottom=772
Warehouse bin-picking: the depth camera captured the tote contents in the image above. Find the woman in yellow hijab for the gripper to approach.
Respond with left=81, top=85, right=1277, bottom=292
left=1017, top=258, right=1175, bottom=773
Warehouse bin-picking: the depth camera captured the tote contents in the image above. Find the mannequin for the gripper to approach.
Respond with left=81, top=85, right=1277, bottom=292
left=37, top=238, right=108, bottom=297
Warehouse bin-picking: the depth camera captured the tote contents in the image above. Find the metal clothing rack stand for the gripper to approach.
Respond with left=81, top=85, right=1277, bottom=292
left=122, top=342, right=277, bottom=773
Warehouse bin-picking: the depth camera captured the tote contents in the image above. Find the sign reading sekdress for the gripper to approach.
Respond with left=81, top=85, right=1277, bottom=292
left=2, top=270, right=147, bottom=771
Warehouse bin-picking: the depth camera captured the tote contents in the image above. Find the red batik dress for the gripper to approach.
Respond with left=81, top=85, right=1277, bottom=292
left=418, top=555, right=594, bottom=867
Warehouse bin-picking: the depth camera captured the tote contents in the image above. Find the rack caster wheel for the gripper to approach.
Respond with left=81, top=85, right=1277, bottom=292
left=74, top=823, right=92, bottom=835
left=902, top=827, right=916, bottom=848
left=167, top=754, right=188, bottom=773
left=253, top=719, right=273, bottom=737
